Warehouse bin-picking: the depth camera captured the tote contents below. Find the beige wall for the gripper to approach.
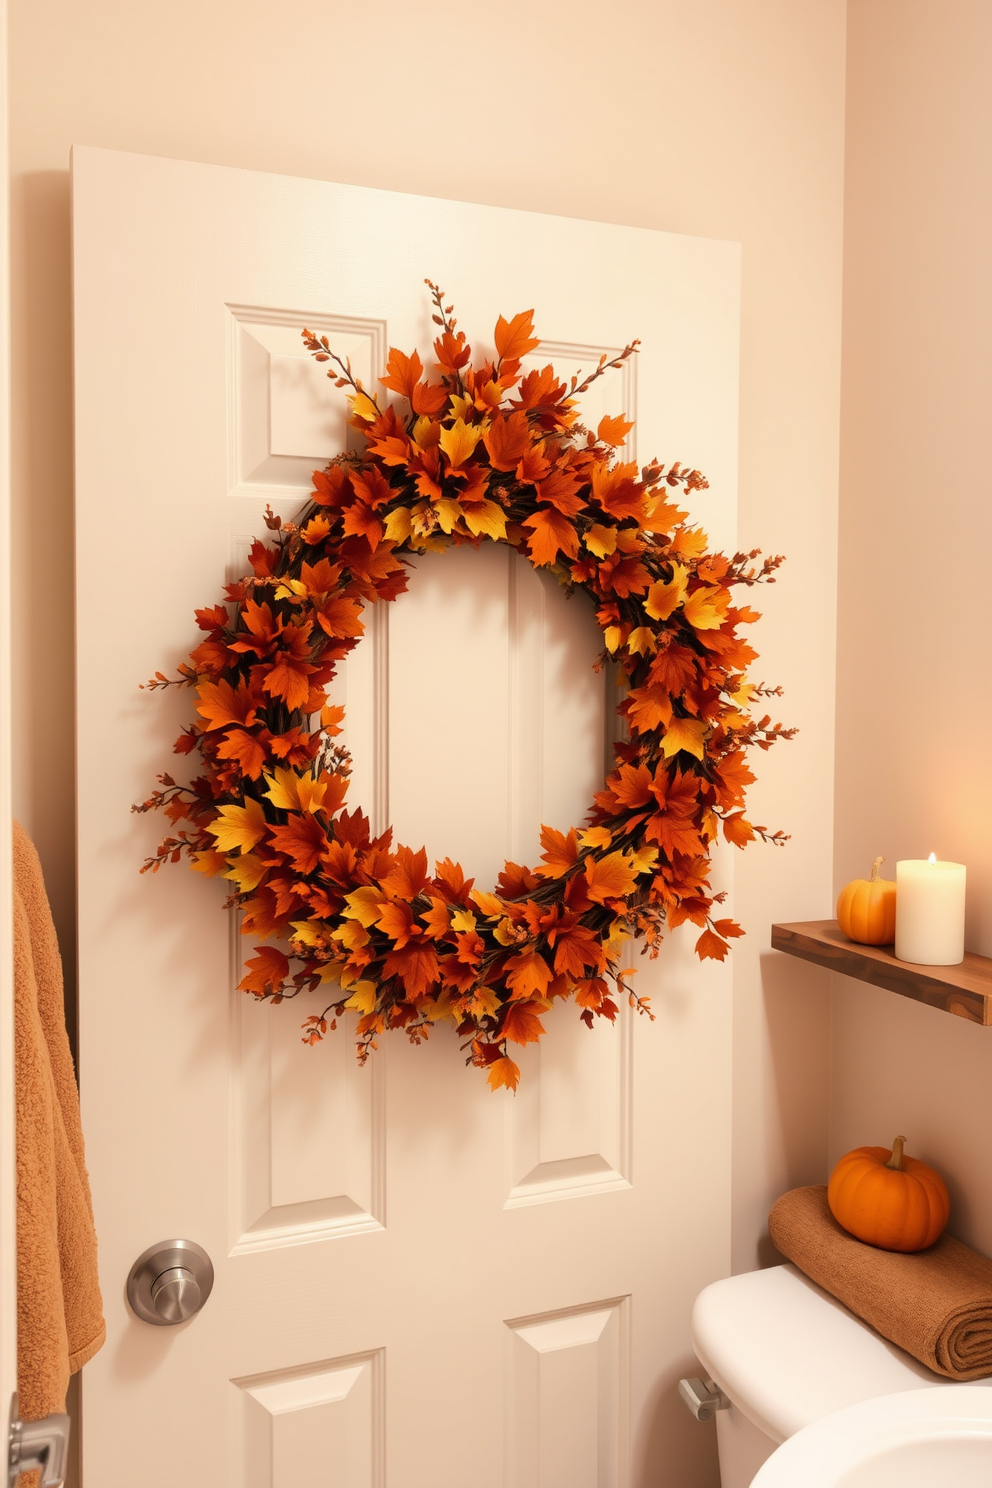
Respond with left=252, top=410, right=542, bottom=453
left=10, top=0, right=845, bottom=1346
left=833, top=0, right=992, bottom=1248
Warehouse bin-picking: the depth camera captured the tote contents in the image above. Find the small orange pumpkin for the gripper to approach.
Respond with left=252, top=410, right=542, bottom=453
left=827, top=1135, right=950, bottom=1252
left=837, top=856, right=896, bottom=945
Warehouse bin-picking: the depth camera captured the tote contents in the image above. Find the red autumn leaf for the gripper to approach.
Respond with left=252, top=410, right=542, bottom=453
left=501, top=1000, right=546, bottom=1046
left=494, top=309, right=540, bottom=364
left=591, top=461, right=645, bottom=521
left=341, top=503, right=383, bottom=550
left=609, top=762, right=653, bottom=809
left=195, top=604, right=228, bottom=632
left=248, top=537, right=278, bottom=576
left=310, top=466, right=351, bottom=508
left=712, top=918, right=745, bottom=939
left=351, top=466, right=394, bottom=510
left=483, top=411, right=533, bottom=471
left=382, top=940, right=440, bottom=998
left=268, top=813, right=326, bottom=875
left=523, top=506, right=580, bottom=567
left=239, top=946, right=289, bottom=997
left=695, top=929, right=730, bottom=962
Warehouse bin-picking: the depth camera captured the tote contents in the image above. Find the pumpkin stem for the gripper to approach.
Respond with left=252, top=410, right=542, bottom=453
left=886, top=1134, right=907, bottom=1171
left=870, top=856, right=884, bottom=883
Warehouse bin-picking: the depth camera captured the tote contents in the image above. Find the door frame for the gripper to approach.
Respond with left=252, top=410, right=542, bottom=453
left=0, top=0, right=19, bottom=1425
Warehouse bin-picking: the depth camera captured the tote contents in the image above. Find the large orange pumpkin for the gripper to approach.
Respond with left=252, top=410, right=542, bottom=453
left=827, top=1135, right=950, bottom=1252
left=836, top=855, right=896, bottom=945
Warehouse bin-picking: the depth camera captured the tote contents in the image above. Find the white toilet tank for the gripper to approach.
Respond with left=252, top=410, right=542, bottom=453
left=690, top=1263, right=955, bottom=1488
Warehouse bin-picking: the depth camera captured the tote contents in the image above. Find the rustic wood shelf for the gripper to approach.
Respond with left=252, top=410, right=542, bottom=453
left=771, top=920, right=992, bottom=1026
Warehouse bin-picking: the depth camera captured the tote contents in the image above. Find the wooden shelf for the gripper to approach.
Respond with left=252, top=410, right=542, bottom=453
left=771, top=920, right=992, bottom=1026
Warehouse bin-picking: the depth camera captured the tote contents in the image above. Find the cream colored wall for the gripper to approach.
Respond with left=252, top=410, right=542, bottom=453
left=9, top=0, right=845, bottom=1303
left=833, top=0, right=992, bottom=1249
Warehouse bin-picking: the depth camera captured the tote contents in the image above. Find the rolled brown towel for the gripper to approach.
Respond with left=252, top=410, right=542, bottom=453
left=769, top=1185, right=992, bottom=1381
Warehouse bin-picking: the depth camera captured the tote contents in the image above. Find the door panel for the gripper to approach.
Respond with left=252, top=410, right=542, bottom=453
left=72, top=148, right=740, bottom=1486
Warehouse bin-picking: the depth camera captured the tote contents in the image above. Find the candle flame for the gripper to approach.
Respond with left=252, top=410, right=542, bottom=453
left=928, top=852, right=937, bottom=866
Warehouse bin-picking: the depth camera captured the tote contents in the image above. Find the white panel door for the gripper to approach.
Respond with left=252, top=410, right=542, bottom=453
left=73, top=148, right=740, bottom=1488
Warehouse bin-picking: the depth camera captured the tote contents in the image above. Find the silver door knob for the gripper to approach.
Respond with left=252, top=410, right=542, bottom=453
left=126, top=1239, right=213, bottom=1326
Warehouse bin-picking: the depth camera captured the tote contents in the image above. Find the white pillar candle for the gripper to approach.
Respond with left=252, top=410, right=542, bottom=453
left=895, top=855, right=967, bottom=965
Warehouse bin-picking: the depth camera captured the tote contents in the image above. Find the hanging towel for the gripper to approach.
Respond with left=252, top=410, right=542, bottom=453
left=13, top=822, right=104, bottom=1424
left=770, top=1184, right=992, bottom=1381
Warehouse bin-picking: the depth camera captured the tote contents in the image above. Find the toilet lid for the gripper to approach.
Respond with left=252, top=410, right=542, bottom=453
left=691, top=1264, right=986, bottom=1443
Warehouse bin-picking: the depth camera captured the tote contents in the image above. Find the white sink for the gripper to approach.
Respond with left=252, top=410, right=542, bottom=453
left=750, top=1385, right=992, bottom=1487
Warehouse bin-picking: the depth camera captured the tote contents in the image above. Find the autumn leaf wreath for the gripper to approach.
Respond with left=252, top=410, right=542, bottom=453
left=136, top=281, right=793, bottom=1091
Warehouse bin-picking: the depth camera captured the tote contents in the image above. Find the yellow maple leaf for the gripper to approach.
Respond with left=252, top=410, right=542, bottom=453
left=289, top=919, right=322, bottom=946
left=206, top=797, right=267, bottom=855
left=450, top=908, right=478, bottom=934
left=223, top=852, right=268, bottom=892
left=438, top=417, right=482, bottom=469
left=344, top=981, right=378, bottom=1014
left=627, top=844, right=659, bottom=876
left=263, top=766, right=301, bottom=811
left=435, top=496, right=465, bottom=534
left=462, top=499, right=508, bottom=541
left=349, top=390, right=379, bottom=424
left=644, top=565, right=688, bottom=621
left=626, top=626, right=657, bottom=657
left=446, top=393, right=475, bottom=422
left=584, top=523, right=617, bottom=558
left=191, top=848, right=228, bottom=877
left=683, top=585, right=730, bottom=632
left=333, top=920, right=370, bottom=953
left=342, top=885, right=384, bottom=927
left=662, top=716, right=708, bottom=760
left=384, top=507, right=412, bottom=544
left=604, top=625, right=623, bottom=654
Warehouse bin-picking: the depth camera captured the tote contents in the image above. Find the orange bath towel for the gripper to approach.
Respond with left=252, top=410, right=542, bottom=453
left=13, top=822, right=104, bottom=1423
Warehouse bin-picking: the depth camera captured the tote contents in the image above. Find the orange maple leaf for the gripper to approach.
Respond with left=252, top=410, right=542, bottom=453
left=483, top=411, right=532, bottom=471
left=504, top=949, right=553, bottom=1000
left=501, top=1000, right=546, bottom=1046
left=534, top=825, right=580, bottom=879
left=487, top=1056, right=521, bottom=1093
left=195, top=678, right=260, bottom=731
left=379, top=844, right=430, bottom=901
left=379, top=346, right=424, bottom=401
left=584, top=851, right=637, bottom=905
left=238, top=946, right=289, bottom=997
left=722, top=813, right=755, bottom=847
left=523, top=507, right=580, bottom=567
left=216, top=728, right=267, bottom=780
left=695, top=929, right=730, bottom=962
left=494, top=309, right=540, bottom=364
left=597, top=414, right=634, bottom=447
